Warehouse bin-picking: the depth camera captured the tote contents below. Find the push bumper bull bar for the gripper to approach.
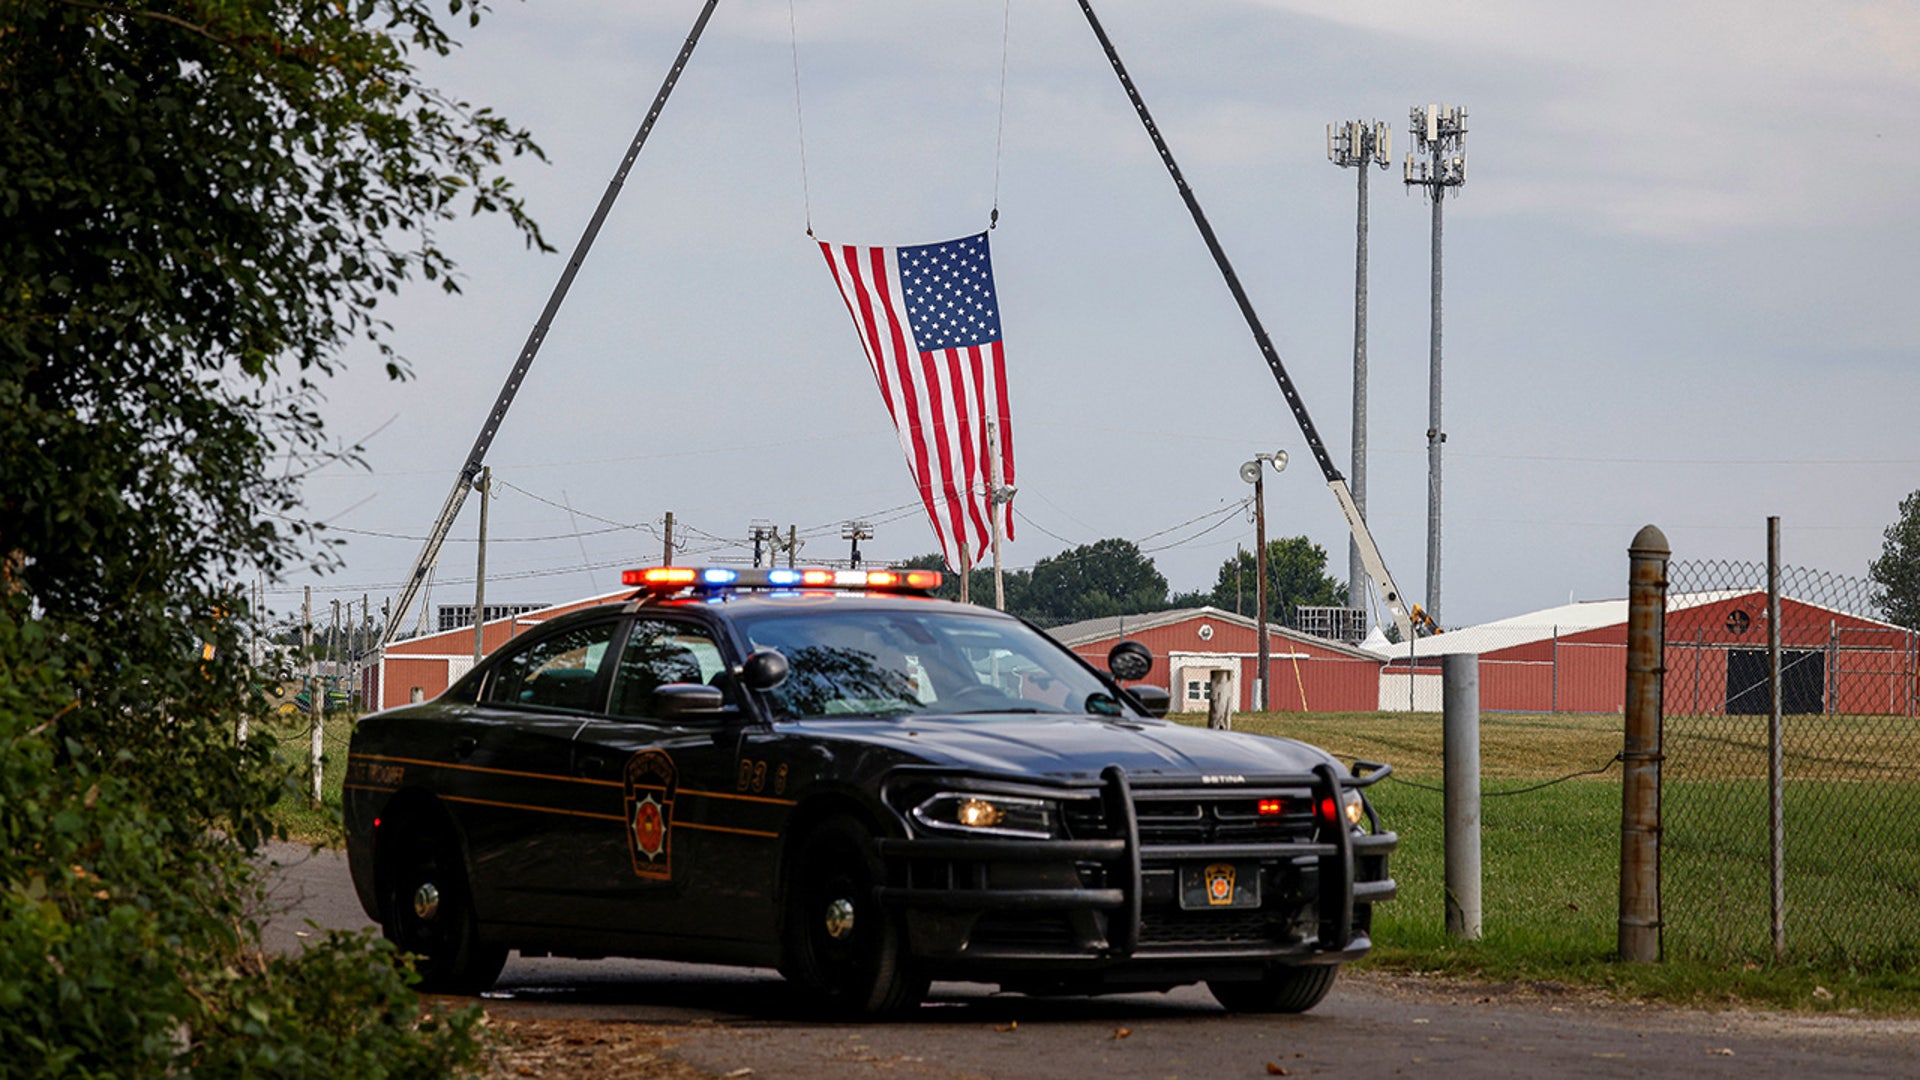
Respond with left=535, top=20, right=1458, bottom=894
left=873, top=761, right=1397, bottom=959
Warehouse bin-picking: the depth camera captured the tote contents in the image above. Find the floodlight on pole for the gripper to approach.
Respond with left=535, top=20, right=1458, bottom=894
left=1242, top=450, right=1288, bottom=712
left=842, top=520, right=873, bottom=569
left=1327, top=119, right=1392, bottom=615
left=1404, top=104, right=1466, bottom=628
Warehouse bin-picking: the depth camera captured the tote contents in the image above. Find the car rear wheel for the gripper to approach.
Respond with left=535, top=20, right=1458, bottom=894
left=381, top=827, right=508, bottom=994
left=782, top=815, right=926, bottom=1017
left=1207, top=964, right=1339, bottom=1013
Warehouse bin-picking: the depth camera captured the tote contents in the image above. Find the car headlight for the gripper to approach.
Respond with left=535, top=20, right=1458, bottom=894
left=1319, top=790, right=1367, bottom=829
left=912, top=792, right=1058, bottom=839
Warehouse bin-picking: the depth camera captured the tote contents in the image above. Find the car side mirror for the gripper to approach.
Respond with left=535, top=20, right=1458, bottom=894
left=1125, top=684, right=1172, bottom=719
left=1107, top=640, right=1153, bottom=683
left=740, top=648, right=790, bottom=692
left=653, top=683, right=727, bottom=720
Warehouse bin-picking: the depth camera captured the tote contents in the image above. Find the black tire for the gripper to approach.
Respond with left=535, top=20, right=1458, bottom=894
left=381, top=827, right=508, bottom=995
left=781, top=815, right=927, bottom=1017
left=1207, top=964, right=1339, bottom=1014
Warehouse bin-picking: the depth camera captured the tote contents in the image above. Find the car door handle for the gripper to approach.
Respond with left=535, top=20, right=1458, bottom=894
left=452, top=737, right=477, bottom=760
left=577, top=755, right=607, bottom=776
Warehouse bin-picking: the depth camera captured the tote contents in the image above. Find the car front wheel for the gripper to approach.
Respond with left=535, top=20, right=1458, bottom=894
left=782, top=815, right=926, bottom=1017
left=1207, top=963, right=1339, bottom=1013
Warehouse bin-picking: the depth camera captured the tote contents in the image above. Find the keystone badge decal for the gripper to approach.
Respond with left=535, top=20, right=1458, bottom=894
left=623, top=750, right=677, bottom=880
left=1204, top=863, right=1236, bottom=906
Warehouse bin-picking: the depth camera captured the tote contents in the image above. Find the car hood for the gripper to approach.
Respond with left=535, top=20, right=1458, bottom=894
left=789, top=713, right=1342, bottom=783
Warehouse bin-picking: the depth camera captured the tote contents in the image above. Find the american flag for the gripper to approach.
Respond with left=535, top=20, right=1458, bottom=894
left=819, top=231, right=1015, bottom=572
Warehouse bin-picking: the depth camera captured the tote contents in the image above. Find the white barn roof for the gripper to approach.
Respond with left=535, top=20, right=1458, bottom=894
left=1360, top=591, right=1755, bottom=660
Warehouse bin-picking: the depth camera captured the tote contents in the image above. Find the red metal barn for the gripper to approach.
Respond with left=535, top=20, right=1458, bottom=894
left=1367, top=592, right=1917, bottom=715
left=363, top=589, right=629, bottom=711
left=1045, top=607, right=1383, bottom=714
left=1662, top=591, right=1917, bottom=717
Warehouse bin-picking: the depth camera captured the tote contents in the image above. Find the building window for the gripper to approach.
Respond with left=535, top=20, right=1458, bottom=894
left=1186, top=678, right=1213, bottom=702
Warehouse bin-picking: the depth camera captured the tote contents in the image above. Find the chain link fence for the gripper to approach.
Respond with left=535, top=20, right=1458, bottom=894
left=1663, top=555, right=1920, bottom=967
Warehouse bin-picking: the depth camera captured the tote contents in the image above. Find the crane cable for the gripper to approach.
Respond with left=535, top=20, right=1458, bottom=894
left=787, top=0, right=813, bottom=236
left=787, top=0, right=1014, bottom=235
left=990, top=0, right=1011, bottom=228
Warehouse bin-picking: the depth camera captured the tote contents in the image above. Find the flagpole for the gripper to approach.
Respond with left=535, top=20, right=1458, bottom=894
left=959, top=531, right=972, bottom=605
left=988, top=419, right=1007, bottom=611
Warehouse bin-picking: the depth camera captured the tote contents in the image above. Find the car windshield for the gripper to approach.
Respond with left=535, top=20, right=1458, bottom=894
left=734, top=607, right=1129, bottom=721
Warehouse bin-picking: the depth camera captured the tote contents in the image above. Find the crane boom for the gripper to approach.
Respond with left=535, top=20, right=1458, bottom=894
left=1073, top=0, right=1422, bottom=641
left=380, top=0, right=722, bottom=646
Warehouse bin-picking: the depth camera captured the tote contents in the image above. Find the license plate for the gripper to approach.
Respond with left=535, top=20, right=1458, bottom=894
left=1179, top=862, right=1260, bottom=910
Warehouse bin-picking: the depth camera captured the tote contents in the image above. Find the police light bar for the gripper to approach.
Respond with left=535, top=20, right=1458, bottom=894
left=622, top=566, right=944, bottom=594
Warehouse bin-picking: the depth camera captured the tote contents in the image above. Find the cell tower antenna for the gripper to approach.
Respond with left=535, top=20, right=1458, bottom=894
left=1327, top=119, right=1392, bottom=614
left=1404, top=103, right=1467, bottom=627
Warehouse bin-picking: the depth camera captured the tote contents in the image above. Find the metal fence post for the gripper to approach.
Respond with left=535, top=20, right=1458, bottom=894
left=1767, top=517, right=1784, bottom=960
left=1620, top=525, right=1669, bottom=962
left=1443, top=652, right=1482, bottom=940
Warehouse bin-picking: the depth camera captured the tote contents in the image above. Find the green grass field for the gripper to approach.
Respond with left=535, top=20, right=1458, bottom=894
left=262, top=708, right=354, bottom=847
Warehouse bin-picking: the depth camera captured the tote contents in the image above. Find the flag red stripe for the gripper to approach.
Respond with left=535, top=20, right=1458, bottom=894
left=914, top=347, right=970, bottom=566
left=868, top=250, right=953, bottom=563
left=988, top=340, right=1014, bottom=541
left=943, top=346, right=989, bottom=555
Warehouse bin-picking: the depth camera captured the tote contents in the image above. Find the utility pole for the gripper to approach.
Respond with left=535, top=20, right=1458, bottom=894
left=750, top=521, right=775, bottom=568
left=473, top=466, right=490, bottom=664
left=304, top=586, right=321, bottom=803
left=1240, top=451, right=1288, bottom=711
left=987, top=418, right=1015, bottom=611
left=959, top=531, right=972, bottom=605
left=1255, top=476, right=1267, bottom=711
left=1235, top=545, right=1244, bottom=617
left=342, top=598, right=353, bottom=700
left=360, top=591, right=370, bottom=707
left=787, top=525, right=798, bottom=569
left=1405, top=103, right=1467, bottom=627
left=330, top=598, right=341, bottom=704
left=1328, top=118, right=1392, bottom=612
left=843, top=520, right=872, bottom=569
left=662, top=511, right=675, bottom=565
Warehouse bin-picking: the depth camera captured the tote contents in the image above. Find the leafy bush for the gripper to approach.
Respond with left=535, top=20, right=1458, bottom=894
left=1, top=0, right=543, bottom=1073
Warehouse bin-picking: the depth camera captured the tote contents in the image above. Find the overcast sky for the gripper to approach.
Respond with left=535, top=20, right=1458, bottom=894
left=284, top=0, right=1920, bottom=634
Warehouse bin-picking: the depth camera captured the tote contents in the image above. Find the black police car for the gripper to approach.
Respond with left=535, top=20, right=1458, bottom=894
left=344, top=566, right=1396, bottom=1015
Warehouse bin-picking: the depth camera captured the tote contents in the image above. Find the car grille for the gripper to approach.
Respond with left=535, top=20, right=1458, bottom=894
left=1064, top=793, right=1319, bottom=846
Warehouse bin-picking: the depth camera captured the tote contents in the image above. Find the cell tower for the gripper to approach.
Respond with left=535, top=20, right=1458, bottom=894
left=1327, top=119, right=1392, bottom=614
left=1404, top=104, right=1466, bottom=626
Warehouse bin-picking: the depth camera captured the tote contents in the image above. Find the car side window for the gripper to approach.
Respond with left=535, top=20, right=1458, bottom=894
left=483, top=621, right=619, bottom=712
left=608, top=619, right=727, bottom=720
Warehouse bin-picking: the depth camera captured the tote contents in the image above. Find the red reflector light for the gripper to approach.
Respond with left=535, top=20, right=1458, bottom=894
left=865, top=570, right=900, bottom=587
left=801, top=569, right=835, bottom=586
left=625, top=566, right=696, bottom=588
left=902, top=570, right=943, bottom=590
left=1317, top=797, right=1338, bottom=823
left=1257, top=798, right=1284, bottom=816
